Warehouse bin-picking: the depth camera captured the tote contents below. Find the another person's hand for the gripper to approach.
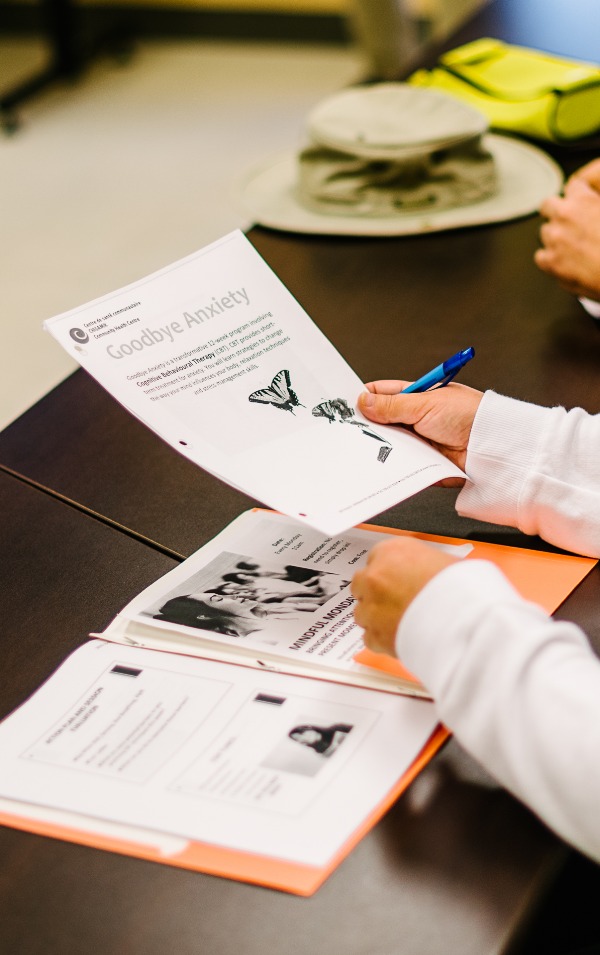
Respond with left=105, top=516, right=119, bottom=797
left=572, top=157, right=600, bottom=192
left=535, top=172, right=600, bottom=301
left=357, top=381, right=483, bottom=484
left=351, top=537, right=456, bottom=655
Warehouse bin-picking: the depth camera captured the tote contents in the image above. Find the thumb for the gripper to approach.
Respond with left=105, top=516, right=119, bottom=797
left=572, top=158, right=600, bottom=192
left=358, top=390, right=425, bottom=426
left=564, top=175, right=596, bottom=200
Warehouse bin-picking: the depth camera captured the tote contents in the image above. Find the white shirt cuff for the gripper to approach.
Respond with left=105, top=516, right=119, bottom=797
left=456, top=391, right=554, bottom=529
left=580, top=297, right=600, bottom=319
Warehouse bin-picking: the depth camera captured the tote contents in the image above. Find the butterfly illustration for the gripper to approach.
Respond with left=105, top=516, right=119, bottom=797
left=312, top=397, right=392, bottom=463
left=312, top=398, right=355, bottom=423
left=312, top=398, right=384, bottom=440
left=248, top=369, right=304, bottom=414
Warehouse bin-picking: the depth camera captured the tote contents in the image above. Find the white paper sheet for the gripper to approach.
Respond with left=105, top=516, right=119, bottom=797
left=44, top=231, right=463, bottom=534
left=0, top=640, right=439, bottom=868
left=100, top=510, right=471, bottom=694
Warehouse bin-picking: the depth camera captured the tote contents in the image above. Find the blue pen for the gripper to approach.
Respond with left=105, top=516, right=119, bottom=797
left=401, top=347, right=475, bottom=393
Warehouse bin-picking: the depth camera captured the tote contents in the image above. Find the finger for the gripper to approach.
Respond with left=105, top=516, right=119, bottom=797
left=352, top=601, right=367, bottom=629
left=572, top=157, right=600, bottom=177
left=539, top=194, right=563, bottom=220
left=435, top=477, right=467, bottom=488
left=353, top=605, right=380, bottom=642
left=534, top=247, right=552, bottom=271
left=563, top=175, right=596, bottom=200
left=363, top=380, right=411, bottom=395
left=350, top=569, right=367, bottom=599
left=573, top=159, right=600, bottom=191
left=359, top=626, right=391, bottom=655
left=534, top=244, right=560, bottom=272
left=539, top=220, right=557, bottom=248
left=357, top=390, right=428, bottom=426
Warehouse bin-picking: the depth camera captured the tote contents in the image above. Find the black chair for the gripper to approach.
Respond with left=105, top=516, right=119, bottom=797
left=1, top=0, right=133, bottom=134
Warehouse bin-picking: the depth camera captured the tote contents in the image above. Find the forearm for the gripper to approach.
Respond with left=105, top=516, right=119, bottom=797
left=397, top=560, right=600, bottom=861
left=457, top=391, right=600, bottom=556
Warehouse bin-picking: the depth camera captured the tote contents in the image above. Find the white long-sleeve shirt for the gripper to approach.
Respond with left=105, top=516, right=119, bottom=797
left=396, top=391, right=600, bottom=860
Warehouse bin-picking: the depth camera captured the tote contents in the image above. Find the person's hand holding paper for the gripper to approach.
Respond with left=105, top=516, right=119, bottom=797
left=44, top=230, right=465, bottom=535
left=357, top=380, right=483, bottom=487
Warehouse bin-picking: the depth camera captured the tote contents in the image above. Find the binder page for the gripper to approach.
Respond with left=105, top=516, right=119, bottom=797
left=44, top=230, right=462, bottom=534
left=100, top=510, right=469, bottom=688
left=0, top=640, right=440, bottom=871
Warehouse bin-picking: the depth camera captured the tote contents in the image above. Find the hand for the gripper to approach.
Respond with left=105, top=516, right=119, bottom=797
left=357, top=380, right=483, bottom=484
left=535, top=174, right=600, bottom=301
left=572, top=157, right=600, bottom=191
left=351, top=537, right=456, bottom=656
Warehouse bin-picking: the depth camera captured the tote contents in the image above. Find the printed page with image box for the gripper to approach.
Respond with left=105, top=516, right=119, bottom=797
left=97, top=509, right=598, bottom=697
left=0, top=509, right=593, bottom=894
left=43, top=230, right=463, bottom=535
left=0, top=638, right=447, bottom=895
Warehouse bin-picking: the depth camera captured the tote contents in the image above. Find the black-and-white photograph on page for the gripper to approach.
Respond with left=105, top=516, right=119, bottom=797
left=262, top=718, right=354, bottom=777
left=139, top=551, right=350, bottom=639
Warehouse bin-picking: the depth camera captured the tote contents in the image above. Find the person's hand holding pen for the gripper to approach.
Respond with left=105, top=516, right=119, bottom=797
left=352, top=348, right=482, bottom=655
left=357, top=348, right=483, bottom=488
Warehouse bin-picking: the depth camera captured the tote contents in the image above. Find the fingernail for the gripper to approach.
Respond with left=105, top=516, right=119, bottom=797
left=361, top=393, right=375, bottom=409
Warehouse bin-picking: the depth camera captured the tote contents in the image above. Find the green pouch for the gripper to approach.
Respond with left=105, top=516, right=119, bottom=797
left=409, top=37, right=600, bottom=143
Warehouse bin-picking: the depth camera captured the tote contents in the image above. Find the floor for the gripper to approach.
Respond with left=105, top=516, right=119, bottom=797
left=0, top=33, right=365, bottom=432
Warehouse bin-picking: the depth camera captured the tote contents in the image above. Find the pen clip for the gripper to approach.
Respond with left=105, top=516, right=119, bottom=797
left=434, top=370, right=459, bottom=389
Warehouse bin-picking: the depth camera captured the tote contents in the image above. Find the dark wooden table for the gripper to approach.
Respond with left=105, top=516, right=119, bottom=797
left=3, top=216, right=600, bottom=555
left=0, top=468, right=561, bottom=955
left=2, top=0, right=600, bottom=553
left=0, top=446, right=590, bottom=955
left=1, top=0, right=600, bottom=951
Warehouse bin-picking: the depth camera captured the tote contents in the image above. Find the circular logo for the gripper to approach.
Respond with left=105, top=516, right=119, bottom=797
left=69, top=327, right=89, bottom=344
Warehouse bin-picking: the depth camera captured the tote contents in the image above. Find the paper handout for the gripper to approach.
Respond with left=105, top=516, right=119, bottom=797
left=0, top=509, right=593, bottom=894
left=0, top=639, right=446, bottom=895
left=97, top=509, right=598, bottom=697
left=98, top=509, right=444, bottom=696
left=44, top=230, right=463, bottom=534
